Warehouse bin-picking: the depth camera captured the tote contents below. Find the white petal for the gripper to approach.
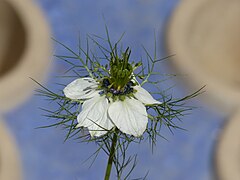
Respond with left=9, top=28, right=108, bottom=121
left=134, top=86, right=161, bottom=105
left=77, top=95, right=114, bottom=137
left=63, top=78, right=99, bottom=100
left=108, top=97, right=148, bottom=137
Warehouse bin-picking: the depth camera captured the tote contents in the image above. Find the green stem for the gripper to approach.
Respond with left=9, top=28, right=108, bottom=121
left=104, top=131, right=118, bottom=180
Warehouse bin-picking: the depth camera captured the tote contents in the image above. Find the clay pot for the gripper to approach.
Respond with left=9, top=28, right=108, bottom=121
left=0, top=0, right=51, bottom=113
left=215, top=111, right=240, bottom=180
left=0, top=0, right=51, bottom=179
left=167, top=0, right=240, bottom=113
left=167, top=0, right=240, bottom=179
left=0, top=119, right=22, bottom=180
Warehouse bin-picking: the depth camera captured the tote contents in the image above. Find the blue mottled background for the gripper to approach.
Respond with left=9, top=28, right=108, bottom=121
left=4, top=0, right=225, bottom=179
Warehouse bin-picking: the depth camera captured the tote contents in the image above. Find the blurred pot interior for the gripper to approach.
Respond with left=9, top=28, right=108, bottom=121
left=0, top=0, right=51, bottom=112
left=0, top=0, right=26, bottom=78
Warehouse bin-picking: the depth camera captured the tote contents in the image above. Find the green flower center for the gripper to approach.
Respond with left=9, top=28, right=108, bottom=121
left=109, top=47, right=133, bottom=91
left=97, top=47, right=141, bottom=101
left=99, top=78, right=136, bottom=101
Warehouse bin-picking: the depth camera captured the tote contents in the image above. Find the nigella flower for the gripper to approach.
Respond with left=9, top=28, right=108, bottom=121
left=63, top=48, right=161, bottom=137
left=36, top=28, right=204, bottom=180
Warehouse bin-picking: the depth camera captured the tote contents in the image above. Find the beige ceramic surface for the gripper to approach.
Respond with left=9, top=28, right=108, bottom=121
left=0, top=119, right=22, bottom=180
left=167, top=0, right=240, bottom=113
left=0, top=0, right=51, bottom=113
left=216, top=110, right=240, bottom=180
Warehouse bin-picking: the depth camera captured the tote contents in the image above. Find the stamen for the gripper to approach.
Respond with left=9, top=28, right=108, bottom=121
left=110, top=88, right=119, bottom=95
left=102, top=79, right=110, bottom=87
left=100, top=78, right=135, bottom=98
left=127, top=81, right=134, bottom=86
left=99, top=90, right=105, bottom=95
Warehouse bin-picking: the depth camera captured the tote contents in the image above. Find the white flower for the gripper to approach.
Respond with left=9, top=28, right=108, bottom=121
left=63, top=77, right=161, bottom=137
